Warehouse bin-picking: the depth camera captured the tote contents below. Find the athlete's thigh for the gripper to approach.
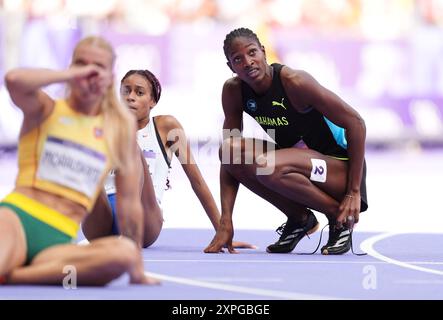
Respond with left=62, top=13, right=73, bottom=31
left=223, top=137, right=277, bottom=165
left=271, top=148, right=348, bottom=200
left=0, top=208, right=27, bottom=269
left=31, top=236, right=122, bottom=266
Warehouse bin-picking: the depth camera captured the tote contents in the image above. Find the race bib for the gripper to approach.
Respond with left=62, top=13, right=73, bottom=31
left=37, top=136, right=107, bottom=197
left=310, top=158, right=327, bottom=183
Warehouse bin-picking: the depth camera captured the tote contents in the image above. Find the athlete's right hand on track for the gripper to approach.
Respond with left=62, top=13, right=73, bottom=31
left=204, top=219, right=236, bottom=254
left=139, top=274, right=161, bottom=285
left=129, top=270, right=161, bottom=285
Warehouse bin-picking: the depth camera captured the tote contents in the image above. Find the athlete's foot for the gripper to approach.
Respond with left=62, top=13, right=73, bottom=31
left=321, top=224, right=352, bottom=255
left=266, top=210, right=319, bottom=253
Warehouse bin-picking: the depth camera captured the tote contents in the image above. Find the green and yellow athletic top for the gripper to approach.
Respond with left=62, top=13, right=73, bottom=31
left=16, top=99, right=112, bottom=211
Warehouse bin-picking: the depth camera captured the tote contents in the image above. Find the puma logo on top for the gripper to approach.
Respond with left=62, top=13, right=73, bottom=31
left=272, top=98, right=286, bottom=110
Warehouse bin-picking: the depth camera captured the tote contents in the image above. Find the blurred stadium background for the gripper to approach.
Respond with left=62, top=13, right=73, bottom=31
left=0, top=0, right=442, bottom=233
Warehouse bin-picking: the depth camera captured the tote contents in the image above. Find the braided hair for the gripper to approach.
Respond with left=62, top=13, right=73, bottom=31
left=223, top=27, right=262, bottom=61
left=121, top=69, right=162, bottom=103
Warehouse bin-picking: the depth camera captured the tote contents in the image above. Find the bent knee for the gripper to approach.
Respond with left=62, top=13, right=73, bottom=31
left=142, top=231, right=160, bottom=248
left=142, top=215, right=163, bottom=248
left=255, top=152, right=282, bottom=182
left=103, top=237, right=139, bottom=268
left=255, top=152, right=276, bottom=176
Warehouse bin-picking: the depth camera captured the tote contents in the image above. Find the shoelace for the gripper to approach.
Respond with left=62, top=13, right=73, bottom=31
left=297, top=224, right=367, bottom=256
left=275, top=222, right=298, bottom=238
left=297, top=224, right=328, bottom=255
left=349, top=228, right=367, bottom=256
left=275, top=222, right=311, bottom=241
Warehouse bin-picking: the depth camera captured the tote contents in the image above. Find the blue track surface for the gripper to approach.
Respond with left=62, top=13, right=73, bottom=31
left=1, top=228, right=442, bottom=300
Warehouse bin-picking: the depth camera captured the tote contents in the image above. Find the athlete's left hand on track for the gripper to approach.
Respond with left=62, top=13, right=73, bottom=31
left=231, top=241, right=257, bottom=250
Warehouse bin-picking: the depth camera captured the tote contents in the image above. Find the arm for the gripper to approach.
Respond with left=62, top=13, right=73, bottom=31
left=158, top=114, right=255, bottom=250
left=115, top=164, right=159, bottom=286
left=5, top=68, right=67, bottom=133
left=161, top=115, right=222, bottom=229
left=114, top=131, right=151, bottom=284
left=204, top=78, right=245, bottom=253
left=114, top=118, right=163, bottom=284
left=284, top=68, right=366, bottom=226
left=5, top=66, right=108, bottom=133
left=114, top=135, right=144, bottom=247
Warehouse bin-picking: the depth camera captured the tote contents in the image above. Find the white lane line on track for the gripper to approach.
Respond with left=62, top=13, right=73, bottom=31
left=144, top=272, right=338, bottom=300
left=360, top=232, right=443, bottom=276
left=144, top=259, right=443, bottom=265
left=192, top=277, right=283, bottom=283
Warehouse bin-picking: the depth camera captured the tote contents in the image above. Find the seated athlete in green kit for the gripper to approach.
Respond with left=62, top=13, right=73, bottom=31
left=0, top=36, right=158, bottom=285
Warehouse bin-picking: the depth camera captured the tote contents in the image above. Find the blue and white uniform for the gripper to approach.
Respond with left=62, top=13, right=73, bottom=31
left=104, top=117, right=171, bottom=233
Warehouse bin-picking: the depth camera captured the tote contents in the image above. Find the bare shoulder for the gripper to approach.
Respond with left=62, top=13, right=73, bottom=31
left=154, top=114, right=183, bottom=132
left=223, top=77, right=242, bottom=95
left=280, top=66, right=315, bottom=89
left=224, top=76, right=242, bottom=87
left=279, top=66, right=324, bottom=111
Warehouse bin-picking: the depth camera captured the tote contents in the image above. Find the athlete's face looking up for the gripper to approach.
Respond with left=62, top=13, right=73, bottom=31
left=227, top=36, right=267, bottom=84
left=120, top=74, right=156, bottom=121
